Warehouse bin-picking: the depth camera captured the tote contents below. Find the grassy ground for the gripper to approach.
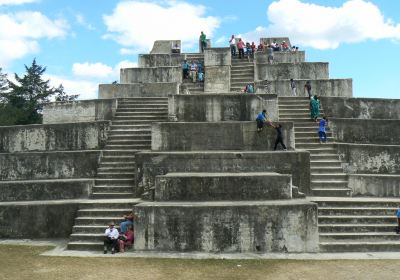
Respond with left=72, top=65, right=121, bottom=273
left=0, top=245, right=399, bottom=280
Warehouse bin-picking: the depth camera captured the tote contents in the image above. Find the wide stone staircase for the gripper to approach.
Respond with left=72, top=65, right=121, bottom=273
left=182, top=53, right=204, bottom=93
left=230, top=57, right=254, bottom=92
left=278, top=97, right=351, bottom=197
left=67, top=97, right=168, bottom=251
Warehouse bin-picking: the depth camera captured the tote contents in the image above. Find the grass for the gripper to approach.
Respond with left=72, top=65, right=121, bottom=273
left=0, top=245, right=399, bottom=280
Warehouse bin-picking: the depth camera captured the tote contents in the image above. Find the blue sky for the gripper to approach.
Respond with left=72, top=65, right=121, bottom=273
left=0, top=0, right=399, bottom=99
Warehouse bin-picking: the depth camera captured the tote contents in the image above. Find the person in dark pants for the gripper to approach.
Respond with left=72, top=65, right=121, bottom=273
left=273, top=124, right=287, bottom=151
left=104, top=221, right=119, bottom=254
left=256, top=109, right=267, bottom=132
left=396, top=207, right=400, bottom=234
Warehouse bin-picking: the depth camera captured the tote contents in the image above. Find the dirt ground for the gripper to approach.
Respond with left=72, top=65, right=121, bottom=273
left=0, top=245, right=399, bottom=280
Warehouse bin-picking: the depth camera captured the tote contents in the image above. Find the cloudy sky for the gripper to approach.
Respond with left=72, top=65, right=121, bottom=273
left=0, top=0, right=399, bottom=99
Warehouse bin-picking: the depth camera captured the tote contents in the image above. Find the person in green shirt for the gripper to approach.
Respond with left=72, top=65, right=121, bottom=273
left=200, top=31, right=207, bottom=52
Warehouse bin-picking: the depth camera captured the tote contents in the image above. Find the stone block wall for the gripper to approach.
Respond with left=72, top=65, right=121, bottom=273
left=138, top=54, right=185, bottom=67
left=99, top=83, right=179, bottom=99
left=169, top=94, right=278, bottom=122
left=43, top=99, right=116, bottom=124
left=204, top=48, right=231, bottom=93
left=255, top=79, right=352, bottom=97
left=120, top=67, right=182, bottom=83
left=151, top=121, right=294, bottom=151
left=255, top=51, right=305, bottom=64
left=256, top=62, right=329, bottom=80
left=0, top=121, right=109, bottom=152
left=320, top=97, right=400, bottom=119
left=348, top=174, right=400, bottom=197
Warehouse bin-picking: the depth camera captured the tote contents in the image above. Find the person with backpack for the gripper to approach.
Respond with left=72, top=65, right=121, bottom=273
left=243, top=83, right=254, bottom=93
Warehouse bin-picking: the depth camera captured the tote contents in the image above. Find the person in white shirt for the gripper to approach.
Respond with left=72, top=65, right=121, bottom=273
left=104, top=221, right=119, bottom=254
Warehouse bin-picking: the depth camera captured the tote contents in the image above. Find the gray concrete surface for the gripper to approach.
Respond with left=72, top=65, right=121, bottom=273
left=256, top=62, right=329, bottom=80
left=349, top=174, right=400, bottom=197
left=99, top=83, right=179, bottom=99
left=120, top=67, right=182, bottom=83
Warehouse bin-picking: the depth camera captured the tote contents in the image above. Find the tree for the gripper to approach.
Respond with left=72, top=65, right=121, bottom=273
left=0, top=68, right=8, bottom=95
left=54, top=85, right=79, bottom=102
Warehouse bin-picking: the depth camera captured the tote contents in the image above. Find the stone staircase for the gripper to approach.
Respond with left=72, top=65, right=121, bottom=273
left=183, top=53, right=204, bottom=93
left=313, top=197, right=400, bottom=252
left=230, top=57, right=254, bottom=92
left=278, top=96, right=351, bottom=197
left=67, top=97, right=168, bottom=251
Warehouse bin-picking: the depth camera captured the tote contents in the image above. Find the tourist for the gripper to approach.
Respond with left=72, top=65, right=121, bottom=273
left=281, top=41, right=289, bottom=51
left=197, top=60, right=203, bottom=74
left=255, top=109, right=272, bottom=132
left=290, top=79, right=297, bottom=96
left=310, top=95, right=320, bottom=122
left=118, top=225, right=134, bottom=253
left=229, top=35, right=236, bottom=56
left=200, top=31, right=207, bottom=52
left=251, top=42, right=256, bottom=53
left=243, top=83, right=254, bottom=93
left=273, top=124, right=287, bottom=151
left=272, top=40, right=280, bottom=51
left=119, top=211, right=135, bottom=234
left=318, top=116, right=328, bottom=144
left=257, top=42, right=264, bottom=52
left=104, top=221, right=119, bottom=254
left=396, top=207, right=400, bottom=234
left=267, top=45, right=274, bottom=64
left=198, top=71, right=204, bottom=82
left=237, top=39, right=245, bottom=59
left=246, top=42, right=252, bottom=57
left=304, top=81, right=312, bottom=98
left=181, top=60, right=189, bottom=79
left=189, top=60, right=198, bottom=83
left=172, top=42, right=180, bottom=54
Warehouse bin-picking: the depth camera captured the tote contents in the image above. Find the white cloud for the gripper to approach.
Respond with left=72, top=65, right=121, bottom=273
left=103, top=0, right=220, bottom=53
left=46, top=74, right=98, bottom=100
left=72, top=62, right=114, bottom=79
left=75, top=14, right=95, bottom=30
left=0, top=11, right=68, bottom=66
left=241, top=0, right=400, bottom=49
left=0, top=0, right=38, bottom=5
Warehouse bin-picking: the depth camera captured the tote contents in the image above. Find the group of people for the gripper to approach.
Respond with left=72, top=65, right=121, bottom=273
left=182, top=60, right=204, bottom=83
left=289, top=79, right=312, bottom=98
left=103, top=212, right=135, bottom=254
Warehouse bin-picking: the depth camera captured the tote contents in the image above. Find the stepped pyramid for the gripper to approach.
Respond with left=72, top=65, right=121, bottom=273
left=0, top=38, right=399, bottom=254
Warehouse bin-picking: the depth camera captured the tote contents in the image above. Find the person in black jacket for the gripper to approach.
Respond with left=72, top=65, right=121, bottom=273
left=273, top=124, right=287, bottom=151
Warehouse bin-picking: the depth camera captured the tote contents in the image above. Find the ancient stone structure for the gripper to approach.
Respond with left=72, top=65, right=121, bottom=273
left=1, top=37, right=400, bottom=253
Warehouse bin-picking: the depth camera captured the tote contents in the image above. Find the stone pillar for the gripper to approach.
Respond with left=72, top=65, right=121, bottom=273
left=204, top=48, right=231, bottom=93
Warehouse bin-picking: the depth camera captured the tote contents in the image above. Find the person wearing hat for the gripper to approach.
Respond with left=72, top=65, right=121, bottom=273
left=104, top=221, right=119, bottom=254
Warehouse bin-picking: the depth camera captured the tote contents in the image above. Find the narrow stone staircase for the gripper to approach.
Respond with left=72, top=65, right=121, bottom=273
left=183, top=53, right=204, bottom=93
left=278, top=96, right=351, bottom=197
left=230, top=56, right=254, bottom=92
left=67, top=97, right=169, bottom=251
left=313, top=197, right=400, bottom=252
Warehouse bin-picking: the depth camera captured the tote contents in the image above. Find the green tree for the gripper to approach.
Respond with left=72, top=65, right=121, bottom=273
left=54, top=85, right=79, bottom=102
left=0, top=68, right=8, bottom=95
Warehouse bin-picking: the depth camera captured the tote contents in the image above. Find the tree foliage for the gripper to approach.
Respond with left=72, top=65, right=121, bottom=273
left=0, top=59, right=79, bottom=126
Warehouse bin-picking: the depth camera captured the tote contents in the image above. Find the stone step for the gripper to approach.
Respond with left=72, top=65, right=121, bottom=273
left=279, top=108, right=312, bottom=113
left=310, top=154, right=340, bottom=160
left=74, top=216, right=126, bottom=226
left=318, top=224, right=396, bottom=233
left=301, top=148, right=337, bottom=154
left=310, top=166, right=344, bottom=173
left=78, top=199, right=138, bottom=210
left=119, top=97, right=168, bottom=101
left=102, top=150, right=139, bottom=157
left=310, top=161, right=342, bottom=168
left=91, top=192, right=134, bottom=199
left=319, top=232, right=400, bottom=241
left=67, top=241, right=104, bottom=251
left=106, top=139, right=150, bottom=145
left=77, top=208, right=132, bottom=217
left=318, top=207, right=398, bottom=216
left=296, top=143, right=335, bottom=149
left=117, top=107, right=167, bottom=112
left=69, top=233, right=104, bottom=243
left=98, top=163, right=136, bottom=169
left=96, top=172, right=135, bottom=179
left=104, top=144, right=151, bottom=150
left=97, top=166, right=135, bottom=173
left=312, top=188, right=351, bottom=197
left=311, top=173, right=347, bottom=180
left=296, top=137, right=335, bottom=143
left=231, top=81, right=253, bottom=86
left=319, top=215, right=398, bottom=224
left=93, top=185, right=134, bottom=194
left=113, top=115, right=168, bottom=121
left=319, top=241, right=400, bottom=252
left=95, top=178, right=134, bottom=186
left=313, top=198, right=400, bottom=208
left=279, top=97, right=310, bottom=100
left=111, top=123, right=157, bottom=128
left=115, top=111, right=168, bottom=116
left=108, top=135, right=151, bottom=141
left=118, top=103, right=168, bottom=107
left=293, top=127, right=320, bottom=133
left=296, top=131, right=332, bottom=137
left=311, top=180, right=348, bottom=188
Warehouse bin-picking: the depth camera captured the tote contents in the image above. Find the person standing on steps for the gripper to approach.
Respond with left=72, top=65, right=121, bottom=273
left=200, top=31, right=207, bottom=52
left=229, top=35, right=236, bottom=56
left=273, top=124, right=287, bottom=151
left=181, top=60, right=189, bottom=80
left=310, top=95, right=320, bottom=122
left=104, top=221, right=119, bottom=254
left=304, top=81, right=312, bottom=98
left=189, top=60, right=198, bottom=83
left=396, top=207, right=400, bottom=234
left=318, top=116, right=328, bottom=144
left=237, top=39, right=245, bottom=59
left=267, top=45, right=274, bottom=64
left=290, top=79, right=297, bottom=96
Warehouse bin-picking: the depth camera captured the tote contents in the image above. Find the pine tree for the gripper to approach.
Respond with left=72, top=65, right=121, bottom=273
left=54, top=85, right=79, bottom=102
left=0, top=68, right=8, bottom=97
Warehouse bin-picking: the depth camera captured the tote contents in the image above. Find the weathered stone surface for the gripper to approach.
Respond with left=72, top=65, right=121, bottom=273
left=120, top=67, right=182, bottom=83
left=0, top=179, right=93, bottom=202
left=43, top=100, right=117, bottom=124
left=331, top=118, right=400, bottom=145
left=256, top=63, right=329, bottom=80
left=0, top=151, right=100, bottom=180
left=169, top=94, right=278, bottom=122
left=134, top=200, right=319, bottom=253
left=204, top=48, right=231, bottom=66
left=0, top=121, right=109, bottom=152
left=255, top=79, right=352, bottom=97
left=135, top=151, right=311, bottom=195
left=151, top=121, right=294, bottom=151
left=349, top=174, right=400, bottom=197
left=255, top=51, right=305, bottom=64
left=150, top=40, right=181, bottom=54
left=155, top=172, right=292, bottom=201
left=0, top=200, right=80, bottom=238
left=139, top=54, right=185, bottom=67
left=99, top=83, right=179, bottom=99
left=204, top=66, right=230, bottom=93
left=320, top=97, right=400, bottom=119
left=336, top=143, right=400, bottom=174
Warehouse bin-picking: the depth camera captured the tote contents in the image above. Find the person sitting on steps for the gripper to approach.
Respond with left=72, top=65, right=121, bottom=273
left=118, top=225, right=134, bottom=253
left=104, top=221, right=119, bottom=254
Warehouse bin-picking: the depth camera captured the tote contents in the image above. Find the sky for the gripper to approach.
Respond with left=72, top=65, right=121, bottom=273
left=0, top=0, right=399, bottom=100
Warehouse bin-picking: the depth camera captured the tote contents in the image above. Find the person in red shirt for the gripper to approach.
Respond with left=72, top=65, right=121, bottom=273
left=251, top=42, right=256, bottom=53
left=237, top=39, right=245, bottom=59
